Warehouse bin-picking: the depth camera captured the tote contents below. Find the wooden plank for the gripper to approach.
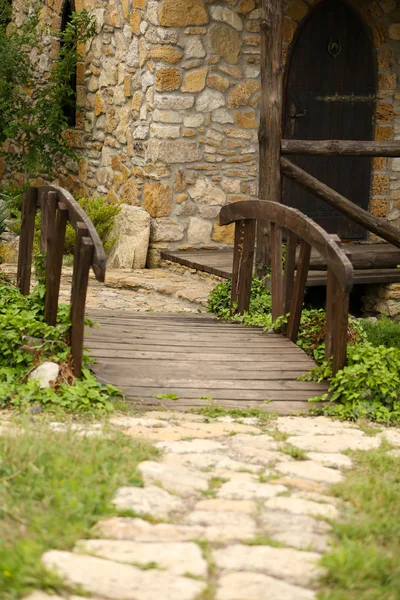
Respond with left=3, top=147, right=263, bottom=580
left=256, top=0, right=285, bottom=275
left=332, top=286, right=349, bottom=375
left=282, top=139, right=400, bottom=156
left=231, top=219, right=256, bottom=313
left=71, top=237, right=94, bottom=377
left=270, top=222, right=283, bottom=321
left=118, top=387, right=325, bottom=402
left=45, top=195, right=67, bottom=326
left=121, top=397, right=325, bottom=415
left=86, top=341, right=311, bottom=353
left=286, top=240, right=311, bottom=343
left=325, top=266, right=336, bottom=360
left=17, top=187, right=37, bottom=295
left=281, top=157, right=400, bottom=250
left=283, top=230, right=297, bottom=314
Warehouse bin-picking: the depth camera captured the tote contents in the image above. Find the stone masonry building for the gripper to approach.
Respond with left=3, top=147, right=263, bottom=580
left=8, top=0, right=400, bottom=261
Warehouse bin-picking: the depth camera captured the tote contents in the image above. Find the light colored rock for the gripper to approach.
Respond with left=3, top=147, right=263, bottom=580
left=210, top=24, right=242, bottom=64
left=217, top=480, right=287, bottom=501
left=187, top=217, right=213, bottom=244
left=75, top=539, right=207, bottom=577
left=184, top=511, right=257, bottom=542
left=307, top=453, right=353, bottom=469
left=181, top=68, right=208, bottom=93
left=228, top=433, right=282, bottom=464
left=288, top=433, right=381, bottom=453
left=151, top=219, right=185, bottom=243
left=162, top=452, right=263, bottom=473
left=28, top=362, right=60, bottom=388
left=159, top=0, right=209, bottom=27
left=107, top=205, right=150, bottom=270
left=138, top=460, right=211, bottom=496
left=379, top=428, right=400, bottom=446
left=214, top=544, right=322, bottom=588
left=185, top=37, right=206, bottom=59
left=210, top=6, right=243, bottom=31
left=112, top=485, right=184, bottom=518
left=154, top=94, right=195, bottom=110
left=196, top=89, right=226, bottom=112
left=188, top=177, right=227, bottom=205
left=150, top=123, right=181, bottom=139
left=42, top=551, right=205, bottom=600
left=95, top=517, right=205, bottom=542
left=146, top=140, right=203, bottom=163
left=216, top=572, right=316, bottom=600
left=143, top=182, right=173, bottom=217
left=110, top=417, right=169, bottom=429
left=153, top=109, right=183, bottom=124
left=260, top=509, right=331, bottom=553
left=183, top=114, right=205, bottom=127
left=212, top=108, right=234, bottom=123
left=123, top=419, right=258, bottom=441
left=157, top=439, right=227, bottom=453
left=273, top=416, right=356, bottom=436
left=275, top=460, right=343, bottom=484
left=194, top=499, right=257, bottom=514
left=263, top=496, right=338, bottom=519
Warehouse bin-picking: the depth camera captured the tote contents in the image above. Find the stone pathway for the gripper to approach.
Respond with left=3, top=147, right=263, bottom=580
left=21, top=412, right=400, bottom=600
left=1, top=264, right=216, bottom=312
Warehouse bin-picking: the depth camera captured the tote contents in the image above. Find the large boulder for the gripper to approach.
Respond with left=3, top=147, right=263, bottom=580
left=107, top=205, right=150, bottom=270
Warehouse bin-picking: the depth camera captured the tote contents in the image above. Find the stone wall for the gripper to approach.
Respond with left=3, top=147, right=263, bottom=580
left=6, top=0, right=400, bottom=257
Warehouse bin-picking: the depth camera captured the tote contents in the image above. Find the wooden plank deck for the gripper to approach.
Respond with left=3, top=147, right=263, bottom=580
left=161, top=244, right=400, bottom=286
left=86, top=310, right=328, bottom=414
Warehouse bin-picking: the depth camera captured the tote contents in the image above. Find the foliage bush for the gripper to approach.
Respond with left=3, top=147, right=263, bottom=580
left=0, top=183, right=24, bottom=235
left=0, top=1, right=95, bottom=179
left=0, top=271, right=120, bottom=413
left=64, top=197, right=121, bottom=255
left=208, top=276, right=400, bottom=424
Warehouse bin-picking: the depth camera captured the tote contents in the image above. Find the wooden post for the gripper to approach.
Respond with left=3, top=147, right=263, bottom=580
left=17, top=187, right=38, bottom=295
left=44, top=200, right=68, bottom=326
left=70, top=236, right=94, bottom=377
left=270, top=222, right=284, bottom=321
left=231, top=219, right=256, bottom=314
left=257, top=0, right=285, bottom=278
left=286, top=240, right=311, bottom=343
left=332, top=286, right=349, bottom=375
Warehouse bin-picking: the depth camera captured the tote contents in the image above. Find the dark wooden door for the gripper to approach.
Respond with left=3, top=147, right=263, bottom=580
left=283, top=0, right=375, bottom=239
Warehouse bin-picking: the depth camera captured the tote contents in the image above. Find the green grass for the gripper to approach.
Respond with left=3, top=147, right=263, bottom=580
left=194, top=405, right=275, bottom=424
left=319, top=444, right=400, bottom=600
left=361, top=317, right=400, bottom=349
left=0, top=426, right=157, bottom=600
left=280, top=443, right=308, bottom=461
left=244, top=534, right=285, bottom=548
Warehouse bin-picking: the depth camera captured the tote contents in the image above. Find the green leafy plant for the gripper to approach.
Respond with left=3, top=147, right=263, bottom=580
left=0, top=2, right=95, bottom=179
left=0, top=273, right=120, bottom=413
left=361, top=316, right=400, bottom=349
left=64, top=197, right=121, bottom=255
left=0, top=183, right=23, bottom=235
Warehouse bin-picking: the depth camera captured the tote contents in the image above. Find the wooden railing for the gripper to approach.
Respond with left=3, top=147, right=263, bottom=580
left=219, top=200, right=354, bottom=374
left=17, top=185, right=106, bottom=376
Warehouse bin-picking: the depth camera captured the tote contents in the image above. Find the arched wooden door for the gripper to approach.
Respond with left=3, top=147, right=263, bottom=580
left=283, top=0, right=375, bottom=239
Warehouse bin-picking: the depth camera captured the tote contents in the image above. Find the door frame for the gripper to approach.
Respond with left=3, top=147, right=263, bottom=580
left=282, top=0, right=378, bottom=219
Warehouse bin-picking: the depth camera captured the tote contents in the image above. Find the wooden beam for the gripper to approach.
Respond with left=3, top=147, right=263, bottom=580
left=282, top=139, right=400, bottom=156
left=257, top=0, right=285, bottom=277
left=280, top=157, right=400, bottom=249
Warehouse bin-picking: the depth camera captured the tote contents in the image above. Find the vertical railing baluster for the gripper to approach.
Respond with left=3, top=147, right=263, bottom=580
left=44, top=198, right=68, bottom=325
left=231, top=219, right=256, bottom=314
left=17, top=187, right=38, bottom=295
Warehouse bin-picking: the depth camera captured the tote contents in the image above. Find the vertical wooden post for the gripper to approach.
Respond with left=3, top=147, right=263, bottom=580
left=231, top=219, right=256, bottom=314
left=325, top=267, right=336, bottom=360
left=257, top=0, right=285, bottom=278
left=70, top=236, right=94, bottom=377
left=17, top=187, right=38, bottom=295
left=286, top=240, right=311, bottom=343
left=332, top=286, right=349, bottom=375
left=270, top=222, right=283, bottom=321
left=283, top=230, right=297, bottom=314
left=44, top=200, right=68, bottom=326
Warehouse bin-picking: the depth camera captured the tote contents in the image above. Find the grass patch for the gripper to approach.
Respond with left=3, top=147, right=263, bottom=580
left=280, top=443, right=308, bottom=461
left=319, top=444, right=400, bottom=599
left=0, top=427, right=157, bottom=599
left=194, top=404, right=275, bottom=424
left=244, top=534, right=285, bottom=548
left=361, top=316, right=400, bottom=349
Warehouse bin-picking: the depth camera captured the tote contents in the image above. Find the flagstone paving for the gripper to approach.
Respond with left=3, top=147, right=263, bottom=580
left=17, top=412, right=400, bottom=600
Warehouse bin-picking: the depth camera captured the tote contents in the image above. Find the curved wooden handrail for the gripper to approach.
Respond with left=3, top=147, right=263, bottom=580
left=220, top=200, right=353, bottom=293
left=37, top=185, right=106, bottom=282
left=219, top=200, right=353, bottom=374
left=17, top=185, right=107, bottom=376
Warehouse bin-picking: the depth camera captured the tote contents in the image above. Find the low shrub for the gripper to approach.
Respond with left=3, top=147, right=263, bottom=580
left=64, top=197, right=121, bottom=255
left=360, top=316, right=400, bottom=349
left=0, top=272, right=120, bottom=413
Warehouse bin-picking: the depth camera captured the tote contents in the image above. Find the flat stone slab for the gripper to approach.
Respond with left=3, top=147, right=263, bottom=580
left=94, top=517, right=206, bottom=542
left=156, top=439, right=228, bottom=453
left=75, top=540, right=207, bottom=577
left=162, top=452, right=264, bottom=473
left=263, top=496, right=338, bottom=519
left=228, top=434, right=282, bottom=464
left=113, top=485, right=185, bottom=518
left=123, top=421, right=261, bottom=442
left=183, top=510, right=257, bottom=542
left=378, top=429, right=400, bottom=446
left=307, top=452, right=352, bottom=468
left=287, top=433, right=381, bottom=453
left=261, top=509, right=331, bottom=553
left=194, top=499, right=257, bottom=514
left=273, top=416, right=355, bottom=436
left=42, top=551, right=205, bottom=600
left=216, top=572, right=316, bottom=600
left=213, top=544, right=322, bottom=588
left=138, top=460, right=211, bottom=496
left=217, top=480, right=287, bottom=501
left=275, top=460, right=343, bottom=484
